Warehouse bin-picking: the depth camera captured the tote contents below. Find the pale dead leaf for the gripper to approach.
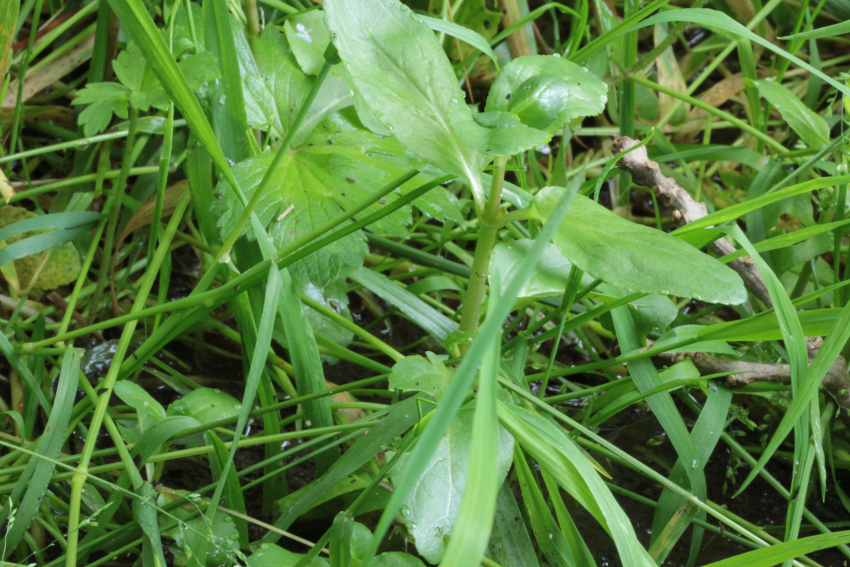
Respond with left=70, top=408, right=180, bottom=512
left=674, top=74, right=745, bottom=143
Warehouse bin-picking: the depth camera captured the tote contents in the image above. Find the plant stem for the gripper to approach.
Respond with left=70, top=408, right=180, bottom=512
left=458, top=156, right=507, bottom=350
left=87, top=107, right=139, bottom=325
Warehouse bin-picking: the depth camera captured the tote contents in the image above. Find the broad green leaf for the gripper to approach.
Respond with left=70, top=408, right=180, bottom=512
left=390, top=409, right=514, bottom=564
left=0, top=206, right=83, bottom=290
left=753, top=79, right=830, bottom=149
left=491, top=239, right=594, bottom=304
left=531, top=187, right=747, bottom=304
left=388, top=352, right=452, bottom=400
left=449, top=107, right=551, bottom=156
left=214, top=109, right=459, bottom=286
left=486, top=55, right=607, bottom=134
left=324, top=0, right=491, bottom=209
left=293, top=69, right=355, bottom=147
left=248, top=543, right=329, bottom=567
left=284, top=10, right=331, bottom=75
left=598, top=293, right=678, bottom=338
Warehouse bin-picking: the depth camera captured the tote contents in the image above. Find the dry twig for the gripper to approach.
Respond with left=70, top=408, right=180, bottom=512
left=612, top=135, right=772, bottom=307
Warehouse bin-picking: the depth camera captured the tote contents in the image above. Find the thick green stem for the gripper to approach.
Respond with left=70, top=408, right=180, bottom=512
left=458, top=156, right=507, bottom=348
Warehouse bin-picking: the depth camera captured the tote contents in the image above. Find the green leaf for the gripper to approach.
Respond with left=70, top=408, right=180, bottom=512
left=0, top=349, right=80, bottom=551
left=531, top=187, right=747, bottom=304
left=449, top=107, right=551, bottom=156
left=486, top=55, right=607, bottom=134
left=324, top=0, right=491, bottom=209
left=780, top=20, right=850, bottom=40
left=488, top=481, right=541, bottom=567
left=114, top=381, right=166, bottom=442
left=72, top=82, right=130, bottom=136
left=508, top=74, right=572, bottom=129
left=345, top=265, right=459, bottom=343
left=701, top=531, right=850, bottom=567
left=166, top=387, right=241, bottom=442
left=254, top=25, right=314, bottom=138
left=388, top=352, right=452, bottom=400
left=157, top=490, right=241, bottom=567
left=248, top=543, right=329, bottom=567
left=213, top=109, right=458, bottom=286
left=391, top=409, right=514, bottom=564
left=0, top=206, right=84, bottom=290
left=284, top=10, right=331, bottom=75
left=490, top=239, right=594, bottom=304
left=752, top=79, right=829, bottom=149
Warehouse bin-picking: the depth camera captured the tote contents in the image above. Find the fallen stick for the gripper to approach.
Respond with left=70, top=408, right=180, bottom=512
left=612, top=135, right=772, bottom=308
left=661, top=337, right=850, bottom=425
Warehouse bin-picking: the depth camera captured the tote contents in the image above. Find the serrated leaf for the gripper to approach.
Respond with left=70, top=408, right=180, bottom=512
left=486, top=55, right=607, bottom=134
left=390, top=410, right=514, bottom=564
left=284, top=9, right=331, bottom=75
left=531, top=187, right=747, bottom=304
left=325, top=0, right=491, bottom=209
left=753, top=78, right=830, bottom=150
left=449, top=106, right=551, bottom=156
left=214, top=109, right=459, bottom=286
left=72, top=83, right=130, bottom=136
left=388, top=352, right=452, bottom=400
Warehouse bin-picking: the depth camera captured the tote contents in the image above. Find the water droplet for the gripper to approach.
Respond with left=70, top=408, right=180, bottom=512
left=410, top=12, right=421, bottom=21
left=691, top=459, right=698, bottom=468
left=400, top=4, right=408, bottom=10
left=219, top=94, right=227, bottom=105
left=261, top=544, right=269, bottom=550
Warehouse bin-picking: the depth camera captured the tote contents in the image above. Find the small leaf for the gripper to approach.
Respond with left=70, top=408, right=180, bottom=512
left=72, top=83, right=130, bottom=137
left=753, top=79, right=830, bottom=149
left=486, top=55, right=607, bottom=134
left=157, top=490, right=241, bottom=567
left=388, top=352, right=452, bottom=400
left=283, top=10, right=331, bottom=75
left=449, top=106, right=551, bottom=156
left=531, top=187, right=747, bottom=304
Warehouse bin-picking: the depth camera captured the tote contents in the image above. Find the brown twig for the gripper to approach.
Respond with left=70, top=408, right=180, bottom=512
left=661, top=337, right=850, bottom=423
left=611, top=134, right=772, bottom=308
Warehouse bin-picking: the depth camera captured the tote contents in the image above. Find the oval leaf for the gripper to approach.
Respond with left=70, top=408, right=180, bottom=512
left=532, top=187, right=747, bottom=304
